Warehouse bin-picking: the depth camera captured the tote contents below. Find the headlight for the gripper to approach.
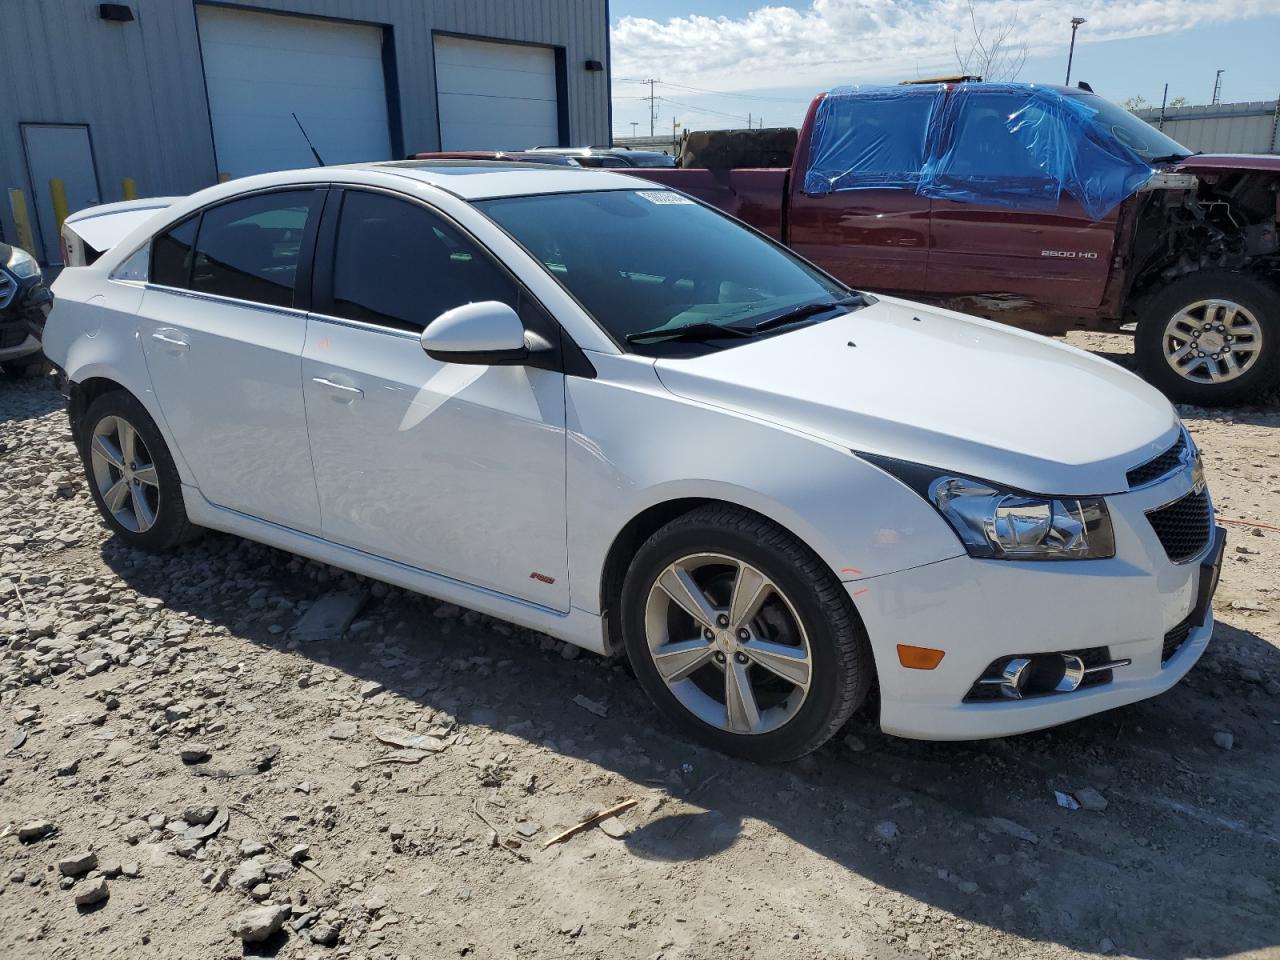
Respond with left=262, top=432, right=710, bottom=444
left=5, top=246, right=41, bottom=280
left=861, top=454, right=1115, bottom=561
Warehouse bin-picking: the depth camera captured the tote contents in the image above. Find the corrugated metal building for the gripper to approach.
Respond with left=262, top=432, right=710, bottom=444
left=0, top=0, right=612, bottom=264
left=1134, top=100, right=1280, bottom=155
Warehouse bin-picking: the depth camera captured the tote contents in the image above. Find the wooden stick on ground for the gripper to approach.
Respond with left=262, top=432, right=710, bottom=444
left=229, top=803, right=329, bottom=883
left=542, top=798, right=639, bottom=850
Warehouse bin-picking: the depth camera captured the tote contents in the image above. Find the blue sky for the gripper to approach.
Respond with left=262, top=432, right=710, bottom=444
left=609, top=1, right=1280, bottom=138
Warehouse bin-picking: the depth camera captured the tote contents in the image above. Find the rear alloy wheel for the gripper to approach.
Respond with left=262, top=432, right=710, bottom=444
left=1136, top=271, right=1280, bottom=405
left=78, top=390, right=198, bottom=551
left=621, top=505, right=872, bottom=762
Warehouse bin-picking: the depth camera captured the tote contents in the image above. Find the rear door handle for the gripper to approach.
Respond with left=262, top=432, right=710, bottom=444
left=311, top=376, right=364, bottom=400
left=151, top=330, right=189, bottom=352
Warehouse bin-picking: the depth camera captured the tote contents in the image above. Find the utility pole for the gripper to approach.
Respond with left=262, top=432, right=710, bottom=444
left=645, top=78, right=658, bottom=137
left=630, top=122, right=638, bottom=138
left=672, top=117, right=680, bottom=154
left=1158, top=82, right=1168, bottom=131
left=1065, top=17, right=1086, bottom=86
left=748, top=112, right=752, bottom=130
left=1211, top=69, right=1224, bottom=105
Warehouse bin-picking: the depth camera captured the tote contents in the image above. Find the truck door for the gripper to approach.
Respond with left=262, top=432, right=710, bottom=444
left=924, top=90, right=1116, bottom=310
left=788, top=92, right=934, bottom=295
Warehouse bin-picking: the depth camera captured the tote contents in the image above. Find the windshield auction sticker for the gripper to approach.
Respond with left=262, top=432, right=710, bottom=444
left=637, top=191, right=694, bottom=204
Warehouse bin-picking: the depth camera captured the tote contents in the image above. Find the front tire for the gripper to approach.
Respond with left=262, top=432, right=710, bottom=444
left=77, top=390, right=198, bottom=551
left=620, top=505, right=873, bottom=762
left=1135, top=271, right=1280, bottom=405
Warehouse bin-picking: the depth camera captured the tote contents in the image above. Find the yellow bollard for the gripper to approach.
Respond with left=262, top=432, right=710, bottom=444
left=122, top=177, right=137, bottom=200
left=7, top=188, right=38, bottom=254
left=49, top=177, right=70, bottom=239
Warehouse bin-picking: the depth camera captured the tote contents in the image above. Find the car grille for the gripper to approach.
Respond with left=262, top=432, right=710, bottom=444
left=1127, top=432, right=1187, bottom=488
left=1162, top=616, right=1195, bottom=663
left=0, top=269, right=15, bottom=310
left=1145, top=489, right=1212, bottom=563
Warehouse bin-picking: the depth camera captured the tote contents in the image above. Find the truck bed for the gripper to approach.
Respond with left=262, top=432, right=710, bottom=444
left=627, top=168, right=789, bottom=241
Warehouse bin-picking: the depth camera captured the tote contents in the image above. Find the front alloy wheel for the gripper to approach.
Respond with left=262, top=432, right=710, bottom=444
left=621, top=505, right=873, bottom=762
left=1160, top=299, right=1262, bottom=386
left=1135, top=271, right=1280, bottom=406
left=645, top=553, right=813, bottom=735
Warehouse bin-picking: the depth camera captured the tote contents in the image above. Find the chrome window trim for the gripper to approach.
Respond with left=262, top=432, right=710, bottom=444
left=143, top=283, right=310, bottom=320
left=307, top=311, right=419, bottom=342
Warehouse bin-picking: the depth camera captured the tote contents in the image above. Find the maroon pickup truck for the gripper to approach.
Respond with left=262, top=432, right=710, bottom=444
left=634, top=81, right=1280, bottom=405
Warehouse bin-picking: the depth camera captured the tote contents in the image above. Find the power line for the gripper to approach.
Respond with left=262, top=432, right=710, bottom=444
left=616, top=77, right=809, bottom=104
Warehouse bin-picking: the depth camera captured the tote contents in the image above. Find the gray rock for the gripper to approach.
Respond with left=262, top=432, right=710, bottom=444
left=310, top=922, right=340, bottom=946
left=1074, top=787, right=1108, bottom=812
left=843, top=734, right=867, bottom=752
left=173, top=837, right=203, bottom=858
left=359, top=681, right=384, bottom=699
left=183, top=805, right=218, bottom=826
left=74, top=877, right=109, bottom=908
left=872, top=820, right=898, bottom=842
left=230, top=904, right=291, bottom=943
left=239, top=839, right=268, bottom=858
left=250, top=883, right=272, bottom=901
left=327, top=721, right=357, bottom=741
left=230, top=858, right=268, bottom=891
left=58, top=851, right=98, bottom=877
left=17, top=820, right=54, bottom=843
left=597, top=816, right=630, bottom=839
left=1214, top=730, right=1235, bottom=751
left=179, top=743, right=211, bottom=764
left=984, top=817, right=1039, bottom=844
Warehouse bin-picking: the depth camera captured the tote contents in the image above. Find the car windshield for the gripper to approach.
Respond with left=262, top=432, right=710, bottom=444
left=1068, top=92, right=1192, bottom=163
left=475, top=190, right=850, bottom=351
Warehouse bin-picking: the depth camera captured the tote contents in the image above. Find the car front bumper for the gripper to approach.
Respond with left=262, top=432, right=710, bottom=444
left=852, top=467, right=1222, bottom=741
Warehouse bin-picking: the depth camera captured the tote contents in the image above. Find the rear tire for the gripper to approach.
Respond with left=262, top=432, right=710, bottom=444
left=619, top=504, right=873, bottom=763
left=77, top=390, right=199, bottom=551
left=1134, top=271, right=1280, bottom=406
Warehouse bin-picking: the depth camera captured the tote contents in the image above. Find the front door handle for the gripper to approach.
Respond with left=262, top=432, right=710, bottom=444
left=311, top=376, right=364, bottom=400
left=151, top=330, right=189, bottom=352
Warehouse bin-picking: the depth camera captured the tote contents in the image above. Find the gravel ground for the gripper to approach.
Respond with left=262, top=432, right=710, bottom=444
left=2, top=333, right=1279, bottom=960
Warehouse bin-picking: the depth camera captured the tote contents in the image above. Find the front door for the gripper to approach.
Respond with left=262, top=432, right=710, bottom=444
left=302, top=189, right=569, bottom=610
left=923, top=91, right=1116, bottom=309
left=21, top=123, right=101, bottom=265
left=138, top=188, right=325, bottom=531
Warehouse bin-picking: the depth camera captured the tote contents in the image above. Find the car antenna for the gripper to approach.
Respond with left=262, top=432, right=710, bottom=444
left=292, top=112, right=326, bottom=166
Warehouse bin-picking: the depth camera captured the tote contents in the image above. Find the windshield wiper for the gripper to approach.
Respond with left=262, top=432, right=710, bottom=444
left=625, top=321, right=757, bottom=345
left=739, top=294, right=865, bottom=335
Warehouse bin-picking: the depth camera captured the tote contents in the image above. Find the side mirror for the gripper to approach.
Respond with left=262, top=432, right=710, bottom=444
left=420, top=301, right=529, bottom=365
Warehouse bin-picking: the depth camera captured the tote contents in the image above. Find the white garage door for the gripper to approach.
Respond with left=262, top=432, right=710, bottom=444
left=434, top=35, right=561, bottom=151
left=197, top=6, right=392, bottom=179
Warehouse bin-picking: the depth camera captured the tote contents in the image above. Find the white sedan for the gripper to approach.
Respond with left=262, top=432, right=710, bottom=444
left=44, top=162, right=1224, bottom=761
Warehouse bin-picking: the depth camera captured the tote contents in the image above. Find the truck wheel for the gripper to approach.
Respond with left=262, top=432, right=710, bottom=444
left=1135, top=271, right=1280, bottom=406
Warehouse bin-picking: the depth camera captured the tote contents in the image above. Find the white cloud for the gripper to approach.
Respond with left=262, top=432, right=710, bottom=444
left=612, top=0, right=1271, bottom=92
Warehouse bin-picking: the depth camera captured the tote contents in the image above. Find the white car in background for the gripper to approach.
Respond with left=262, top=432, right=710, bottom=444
left=44, top=162, right=1224, bottom=761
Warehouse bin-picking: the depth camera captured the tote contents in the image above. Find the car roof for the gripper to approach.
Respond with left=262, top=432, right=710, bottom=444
left=212, top=160, right=654, bottom=202
left=367, top=160, right=645, bottom=199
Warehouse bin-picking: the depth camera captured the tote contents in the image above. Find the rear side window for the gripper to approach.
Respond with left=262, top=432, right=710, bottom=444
left=151, top=217, right=197, bottom=288
left=804, top=90, right=939, bottom=194
left=327, top=190, right=517, bottom=333
left=189, top=190, right=321, bottom=308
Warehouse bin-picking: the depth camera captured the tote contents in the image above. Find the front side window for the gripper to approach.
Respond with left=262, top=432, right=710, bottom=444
left=189, top=190, right=320, bottom=308
left=328, top=190, right=517, bottom=333
left=477, top=189, right=849, bottom=353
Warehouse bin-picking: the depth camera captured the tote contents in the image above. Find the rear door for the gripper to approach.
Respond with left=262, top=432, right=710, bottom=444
left=924, top=90, right=1116, bottom=308
left=138, top=188, right=325, bottom=531
left=787, top=94, right=934, bottom=294
left=301, top=188, right=570, bottom=610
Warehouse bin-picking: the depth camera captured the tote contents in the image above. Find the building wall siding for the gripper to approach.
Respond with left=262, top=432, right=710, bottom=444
left=1134, top=101, right=1280, bottom=155
left=0, top=0, right=610, bottom=252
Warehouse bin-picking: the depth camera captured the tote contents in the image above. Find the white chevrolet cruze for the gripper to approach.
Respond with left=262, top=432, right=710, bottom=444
left=45, top=162, right=1224, bottom=762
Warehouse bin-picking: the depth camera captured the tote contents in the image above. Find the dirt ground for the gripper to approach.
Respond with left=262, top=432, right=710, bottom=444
left=2, top=331, right=1278, bottom=960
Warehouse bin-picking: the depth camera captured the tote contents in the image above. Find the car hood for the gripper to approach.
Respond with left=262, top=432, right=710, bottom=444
left=653, top=297, right=1178, bottom=496
left=1175, top=153, right=1280, bottom=175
